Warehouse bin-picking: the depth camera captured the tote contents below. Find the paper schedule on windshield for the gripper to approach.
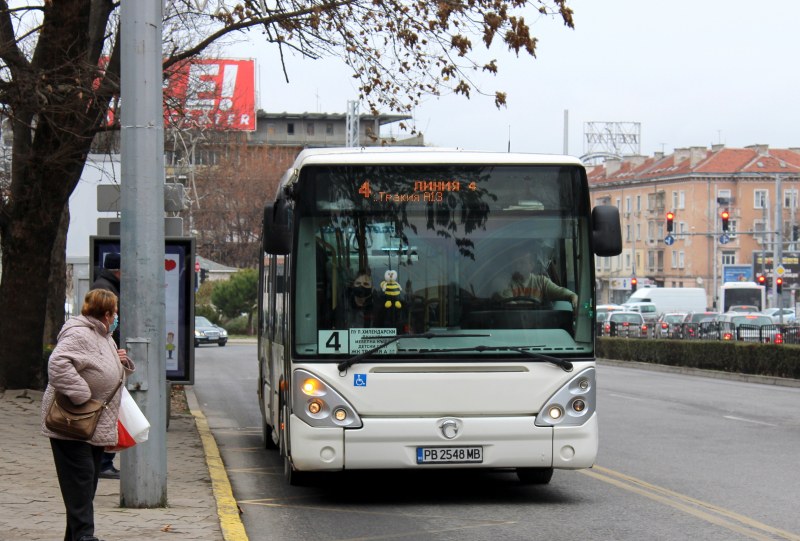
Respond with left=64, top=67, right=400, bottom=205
left=318, top=328, right=397, bottom=354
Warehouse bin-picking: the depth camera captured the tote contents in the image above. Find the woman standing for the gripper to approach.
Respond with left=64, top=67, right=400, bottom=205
left=41, top=289, right=135, bottom=541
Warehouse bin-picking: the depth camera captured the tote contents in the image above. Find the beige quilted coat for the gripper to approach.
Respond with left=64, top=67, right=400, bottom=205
left=40, top=315, right=135, bottom=446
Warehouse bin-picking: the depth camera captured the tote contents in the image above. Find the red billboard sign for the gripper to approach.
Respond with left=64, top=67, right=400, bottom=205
left=164, top=58, right=256, bottom=131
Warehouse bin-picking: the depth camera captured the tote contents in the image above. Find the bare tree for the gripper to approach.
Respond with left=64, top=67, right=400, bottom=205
left=0, top=0, right=574, bottom=390
left=190, top=143, right=297, bottom=269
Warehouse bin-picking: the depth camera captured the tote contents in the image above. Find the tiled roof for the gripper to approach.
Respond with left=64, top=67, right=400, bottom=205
left=588, top=146, right=800, bottom=186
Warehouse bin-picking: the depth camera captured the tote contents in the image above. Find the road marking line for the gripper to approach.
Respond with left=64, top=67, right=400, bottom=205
left=723, top=415, right=778, bottom=427
left=239, top=498, right=516, bottom=540
left=188, top=390, right=249, bottom=541
left=608, top=392, right=645, bottom=401
left=583, top=466, right=799, bottom=541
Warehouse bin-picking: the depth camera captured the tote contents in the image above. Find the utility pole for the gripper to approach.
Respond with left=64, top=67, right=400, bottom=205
left=120, top=0, right=167, bottom=507
left=774, top=175, right=783, bottom=320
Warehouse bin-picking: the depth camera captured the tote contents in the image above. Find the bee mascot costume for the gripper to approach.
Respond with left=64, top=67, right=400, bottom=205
left=381, top=270, right=402, bottom=309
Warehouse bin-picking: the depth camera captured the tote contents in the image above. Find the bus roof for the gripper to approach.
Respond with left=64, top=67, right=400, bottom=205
left=277, top=147, right=585, bottom=190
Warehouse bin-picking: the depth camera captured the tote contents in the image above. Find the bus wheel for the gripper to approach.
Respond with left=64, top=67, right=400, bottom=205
left=517, top=467, right=554, bottom=485
left=262, top=415, right=278, bottom=450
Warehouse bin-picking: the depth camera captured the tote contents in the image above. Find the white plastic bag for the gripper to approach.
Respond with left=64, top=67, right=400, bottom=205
left=108, top=387, right=150, bottom=451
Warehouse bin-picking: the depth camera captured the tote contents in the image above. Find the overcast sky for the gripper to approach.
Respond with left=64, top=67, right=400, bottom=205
left=227, top=0, right=800, bottom=157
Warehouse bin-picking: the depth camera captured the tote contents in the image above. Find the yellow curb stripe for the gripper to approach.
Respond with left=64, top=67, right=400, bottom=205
left=190, top=405, right=249, bottom=541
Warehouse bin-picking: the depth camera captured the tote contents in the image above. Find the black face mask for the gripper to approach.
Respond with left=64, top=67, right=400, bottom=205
left=352, top=286, right=372, bottom=298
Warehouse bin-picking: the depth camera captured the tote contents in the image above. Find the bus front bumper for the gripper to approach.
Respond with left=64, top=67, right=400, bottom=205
left=288, top=412, right=598, bottom=472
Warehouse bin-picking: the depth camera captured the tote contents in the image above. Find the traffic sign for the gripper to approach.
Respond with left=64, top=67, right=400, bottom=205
left=195, top=261, right=201, bottom=273
left=719, top=234, right=730, bottom=244
left=776, top=264, right=786, bottom=277
left=664, top=235, right=675, bottom=246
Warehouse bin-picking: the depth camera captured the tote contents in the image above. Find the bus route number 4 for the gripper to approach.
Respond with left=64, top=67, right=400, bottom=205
left=319, top=330, right=348, bottom=354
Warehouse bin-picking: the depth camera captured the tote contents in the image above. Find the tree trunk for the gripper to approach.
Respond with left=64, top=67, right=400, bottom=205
left=40, top=203, right=70, bottom=389
left=0, top=156, right=87, bottom=390
left=0, top=221, right=59, bottom=390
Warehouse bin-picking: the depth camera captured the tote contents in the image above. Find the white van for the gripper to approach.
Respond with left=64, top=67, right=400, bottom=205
left=625, top=287, right=707, bottom=316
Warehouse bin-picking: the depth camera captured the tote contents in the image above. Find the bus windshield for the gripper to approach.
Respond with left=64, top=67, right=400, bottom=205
left=292, top=163, right=594, bottom=360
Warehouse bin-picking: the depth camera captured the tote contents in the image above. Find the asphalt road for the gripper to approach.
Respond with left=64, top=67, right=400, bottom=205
left=193, top=343, right=800, bottom=541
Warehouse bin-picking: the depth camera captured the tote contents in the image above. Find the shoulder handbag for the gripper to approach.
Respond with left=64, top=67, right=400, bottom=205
left=45, top=378, right=123, bottom=440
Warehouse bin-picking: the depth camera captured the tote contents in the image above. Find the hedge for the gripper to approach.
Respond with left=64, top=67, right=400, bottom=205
left=596, top=338, right=800, bottom=380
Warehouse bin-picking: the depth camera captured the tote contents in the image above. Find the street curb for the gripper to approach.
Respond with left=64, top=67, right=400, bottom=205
left=598, top=358, right=800, bottom=388
left=185, top=387, right=249, bottom=541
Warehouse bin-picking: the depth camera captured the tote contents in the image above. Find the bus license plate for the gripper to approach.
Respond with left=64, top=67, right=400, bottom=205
left=416, top=446, right=483, bottom=464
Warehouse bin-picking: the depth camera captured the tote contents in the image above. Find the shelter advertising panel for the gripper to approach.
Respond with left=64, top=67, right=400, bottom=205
left=91, top=237, right=195, bottom=384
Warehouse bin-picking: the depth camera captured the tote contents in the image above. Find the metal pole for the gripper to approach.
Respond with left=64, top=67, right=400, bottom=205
left=120, top=0, right=167, bottom=507
left=775, top=175, right=783, bottom=322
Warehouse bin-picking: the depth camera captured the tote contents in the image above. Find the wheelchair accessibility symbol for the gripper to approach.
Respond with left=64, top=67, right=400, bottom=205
left=353, top=374, right=367, bottom=387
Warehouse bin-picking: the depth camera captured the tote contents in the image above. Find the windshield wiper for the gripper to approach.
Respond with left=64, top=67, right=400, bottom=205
left=337, top=332, right=490, bottom=372
left=416, top=345, right=573, bottom=372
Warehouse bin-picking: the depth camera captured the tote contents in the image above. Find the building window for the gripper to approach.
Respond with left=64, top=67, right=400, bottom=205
left=266, top=123, right=276, bottom=136
left=671, top=250, right=677, bottom=269
left=754, top=220, right=767, bottom=243
left=626, top=224, right=631, bottom=241
left=678, top=221, right=687, bottom=239
left=636, top=195, right=641, bottom=212
left=672, top=191, right=685, bottom=210
left=648, top=251, right=655, bottom=271
left=729, top=219, right=738, bottom=238
left=657, top=250, right=664, bottom=271
left=625, top=196, right=632, bottom=214
left=625, top=253, right=631, bottom=269
left=326, top=123, right=334, bottom=135
left=754, top=189, right=768, bottom=209
left=615, top=197, right=621, bottom=211
left=306, top=123, right=315, bottom=136
left=287, top=123, right=295, bottom=135
left=721, top=251, right=736, bottom=265
left=784, top=189, right=798, bottom=209
left=678, top=251, right=685, bottom=269
left=636, top=223, right=641, bottom=241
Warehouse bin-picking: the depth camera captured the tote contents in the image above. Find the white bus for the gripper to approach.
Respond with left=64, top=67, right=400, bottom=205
left=258, top=148, right=621, bottom=485
left=720, top=281, right=766, bottom=312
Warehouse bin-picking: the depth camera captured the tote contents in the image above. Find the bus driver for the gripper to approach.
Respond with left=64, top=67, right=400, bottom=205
left=500, top=249, right=578, bottom=311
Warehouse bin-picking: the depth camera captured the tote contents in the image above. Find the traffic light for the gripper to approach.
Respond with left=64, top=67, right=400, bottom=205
left=776, top=277, right=783, bottom=294
left=631, top=277, right=638, bottom=292
left=721, top=209, right=730, bottom=232
left=666, top=211, right=674, bottom=233
left=757, top=275, right=766, bottom=286
left=200, top=268, right=208, bottom=284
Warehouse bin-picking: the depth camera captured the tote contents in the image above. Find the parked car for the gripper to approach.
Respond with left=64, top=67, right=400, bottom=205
left=596, top=304, right=625, bottom=336
left=605, top=311, right=648, bottom=338
left=715, top=313, right=782, bottom=344
left=621, top=302, right=659, bottom=326
left=657, top=312, right=687, bottom=338
left=681, top=311, right=719, bottom=339
left=194, top=316, right=228, bottom=347
left=760, top=307, right=796, bottom=324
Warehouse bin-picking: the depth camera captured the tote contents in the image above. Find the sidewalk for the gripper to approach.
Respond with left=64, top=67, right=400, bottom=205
left=0, top=387, right=232, bottom=541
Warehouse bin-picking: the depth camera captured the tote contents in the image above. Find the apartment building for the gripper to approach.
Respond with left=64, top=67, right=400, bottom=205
left=588, top=144, right=800, bottom=308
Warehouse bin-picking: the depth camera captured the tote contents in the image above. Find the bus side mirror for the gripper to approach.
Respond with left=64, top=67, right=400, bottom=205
left=592, top=205, right=622, bottom=256
left=262, top=199, right=292, bottom=255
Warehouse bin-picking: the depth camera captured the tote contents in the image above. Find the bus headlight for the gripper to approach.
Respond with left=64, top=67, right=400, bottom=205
left=535, top=367, right=596, bottom=427
left=292, top=369, right=362, bottom=428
